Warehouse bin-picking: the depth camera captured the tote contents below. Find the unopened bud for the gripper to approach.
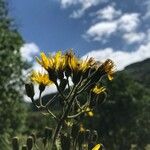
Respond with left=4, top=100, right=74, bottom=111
left=12, top=137, right=19, bottom=150
left=26, top=136, right=33, bottom=150
left=84, top=129, right=91, bottom=142
left=22, top=145, right=27, bottom=150
left=39, top=84, right=45, bottom=93
left=44, top=127, right=53, bottom=139
left=31, top=133, right=36, bottom=144
left=77, top=131, right=85, bottom=146
left=71, top=123, right=80, bottom=140
left=60, top=133, right=71, bottom=150
left=25, top=83, right=34, bottom=98
left=92, top=130, right=98, bottom=142
left=42, top=137, right=47, bottom=147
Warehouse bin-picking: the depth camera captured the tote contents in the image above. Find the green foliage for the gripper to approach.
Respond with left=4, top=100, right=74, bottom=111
left=125, top=58, right=150, bottom=88
left=92, top=72, right=150, bottom=150
left=0, top=0, right=26, bottom=137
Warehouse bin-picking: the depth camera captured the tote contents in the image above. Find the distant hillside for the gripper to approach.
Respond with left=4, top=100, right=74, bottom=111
left=124, top=58, right=150, bottom=88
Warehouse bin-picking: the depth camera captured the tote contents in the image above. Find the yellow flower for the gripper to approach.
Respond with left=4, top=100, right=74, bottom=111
left=36, top=52, right=51, bottom=70
left=36, top=51, right=66, bottom=71
left=79, top=58, right=91, bottom=72
left=103, top=59, right=115, bottom=80
left=85, top=107, right=94, bottom=117
left=65, top=50, right=78, bottom=71
left=92, top=144, right=102, bottom=150
left=65, top=51, right=92, bottom=72
left=79, top=124, right=85, bottom=132
left=30, top=71, right=53, bottom=86
left=53, top=51, right=66, bottom=70
left=92, top=85, right=106, bottom=94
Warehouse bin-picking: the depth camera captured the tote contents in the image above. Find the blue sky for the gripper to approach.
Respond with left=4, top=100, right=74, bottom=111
left=9, top=0, right=150, bottom=70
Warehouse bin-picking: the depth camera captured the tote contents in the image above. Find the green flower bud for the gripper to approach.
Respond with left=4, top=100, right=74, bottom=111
left=22, top=145, right=27, bottom=150
left=91, top=130, right=98, bottom=142
left=42, top=137, right=47, bottom=147
left=39, top=84, right=45, bottom=93
left=12, top=137, right=19, bottom=150
left=31, top=133, right=36, bottom=144
left=77, top=131, right=85, bottom=146
left=84, top=129, right=91, bottom=142
left=44, top=127, right=53, bottom=140
left=71, top=123, right=80, bottom=140
left=60, top=133, right=71, bottom=150
left=26, top=136, right=33, bottom=150
left=25, top=83, right=34, bottom=98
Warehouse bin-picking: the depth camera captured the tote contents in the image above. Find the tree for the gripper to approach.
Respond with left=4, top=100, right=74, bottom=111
left=0, top=0, right=26, bottom=137
left=92, top=72, right=150, bottom=150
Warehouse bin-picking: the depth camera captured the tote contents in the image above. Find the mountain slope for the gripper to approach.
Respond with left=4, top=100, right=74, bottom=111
left=124, top=58, right=150, bottom=88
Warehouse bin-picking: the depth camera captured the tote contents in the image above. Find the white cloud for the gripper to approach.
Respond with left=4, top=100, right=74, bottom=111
left=59, top=0, right=107, bottom=18
left=85, top=13, right=140, bottom=41
left=20, top=43, right=40, bottom=62
left=82, top=42, right=150, bottom=71
left=123, top=32, right=145, bottom=44
left=118, top=13, right=139, bottom=32
left=86, top=21, right=117, bottom=41
left=93, top=5, right=122, bottom=21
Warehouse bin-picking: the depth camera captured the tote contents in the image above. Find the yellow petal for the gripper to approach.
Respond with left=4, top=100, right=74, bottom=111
left=92, top=144, right=101, bottom=150
left=108, top=74, right=113, bottom=81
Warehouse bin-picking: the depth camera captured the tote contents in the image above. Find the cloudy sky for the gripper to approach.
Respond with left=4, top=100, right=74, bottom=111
left=9, top=0, right=150, bottom=71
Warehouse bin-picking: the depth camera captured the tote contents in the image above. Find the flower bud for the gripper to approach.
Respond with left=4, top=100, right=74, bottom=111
left=25, top=83, right=34, bottom=98
left=60, top=133, right=71, bottom=150
left=44, top=127, right=53, bottom=140
left=42, top=137, right=47, bottom=147
left=22, top=145, right=27, bottom=150
left=71, top=123, right=80, bottom=140
left=77, top=130, right=85, bottom=146
left=26, top=136, right=33, bottom=150
left=39, top=84, right=45, bottom=93
left=91, top=130, right=98, bottom=142
left=84, top=129, right=91, bottom=142
left=12, top=137, right=19, bottom=150
left=31, top=133, right=36, bottom=144
left=96, top=93, right=106, bottom=105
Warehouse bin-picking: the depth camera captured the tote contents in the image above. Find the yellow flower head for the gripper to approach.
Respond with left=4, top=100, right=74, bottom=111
left=92, top=144, right=102, bottom=150
left=36, top=51, right=66, bottom=71
left=79, top=124, right=85, bottom=132
left=92, top=85, right=106, bottom=94
left=65, top=50, right=79, bottom=71
left=30, top=71, right=53, bottom=86
left=103, top=59, right=115, bottom=80
left=84, top=107, right=94, bottom=117
left=53, top=51, right=66, bottom=70
left=36, top=52, right=51, bottom=70
left=65, top=51, right=92, bottom=72
left=79, top=58, right=92, bottom=72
